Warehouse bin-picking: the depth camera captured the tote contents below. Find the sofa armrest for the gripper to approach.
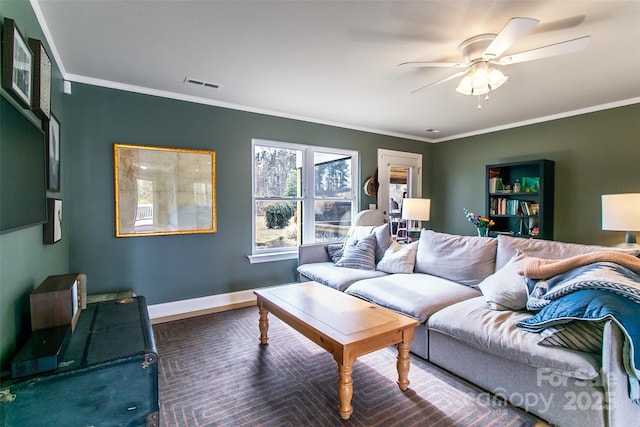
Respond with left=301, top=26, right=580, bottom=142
left=601, top=320, right=640, bottom=425
left=298, top=243, right=332, bottom=265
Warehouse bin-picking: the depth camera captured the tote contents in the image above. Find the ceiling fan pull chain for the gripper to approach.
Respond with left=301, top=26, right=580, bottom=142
left=477, top=96, right=483, bottom=109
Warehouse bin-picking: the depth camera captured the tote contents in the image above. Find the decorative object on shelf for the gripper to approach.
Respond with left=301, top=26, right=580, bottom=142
left=44, top=113, right=61, bottom=191
left=114, top=143, right=216, bottom=237
left=489, top=177, right=504, bottom=193
left=401, top=198, right=431, bottom=233
left=43, top=198, right=62, bottom=244
left=464, top=208, right=494, bottom=237
left=513, top=179, right=521, bottom=193
left=602, top=193, right=640, bottom=247
left=522, top=177, right=540, bottom=192
left=28, top=38, right=51, bottom=119
left=2, top=18, right=33, bottom=108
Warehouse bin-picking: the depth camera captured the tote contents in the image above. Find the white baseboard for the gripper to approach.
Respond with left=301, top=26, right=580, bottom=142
left=148, top=289, right=257, bottom=324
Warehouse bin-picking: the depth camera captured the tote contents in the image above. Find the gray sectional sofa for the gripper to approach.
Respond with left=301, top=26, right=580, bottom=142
left=297, top=228, right=640, bottom=427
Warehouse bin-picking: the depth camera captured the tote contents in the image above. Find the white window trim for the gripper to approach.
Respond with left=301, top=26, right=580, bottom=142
left=250, top=138, right=359, bottom=262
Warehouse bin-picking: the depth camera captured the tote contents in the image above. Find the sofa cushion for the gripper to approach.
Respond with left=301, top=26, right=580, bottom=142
left=296, top=262, right=387, bottom=292
left=376, top=241, right=418, bottom=274
left=345, top=273, right=480, bottom=323
left=335, top=234, right=377, bottom=270
left=428, top=297, right=600, bottom=379
left=495, top=234, right=639, bottom=270
left=414, top=230, right=498, bottom=288
left=477, top=250, right=529, bottom=311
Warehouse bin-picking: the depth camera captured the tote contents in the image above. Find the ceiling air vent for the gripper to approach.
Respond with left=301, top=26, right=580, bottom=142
left=184, top=77, right=219, bottom=89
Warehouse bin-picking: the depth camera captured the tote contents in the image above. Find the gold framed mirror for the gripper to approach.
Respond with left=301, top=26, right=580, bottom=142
left=114, top=143, right=216, bottom=237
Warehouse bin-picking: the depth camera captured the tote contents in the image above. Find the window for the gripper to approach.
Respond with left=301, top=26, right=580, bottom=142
left=250, top=139, right=358, bottom=262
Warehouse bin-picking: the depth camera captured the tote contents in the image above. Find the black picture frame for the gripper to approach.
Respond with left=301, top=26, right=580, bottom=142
left=28, top=38, right=51, bottom=120
left=43, top=198, right=62, bottom=244
left=44, top=113, right=61, bottom=192
left=1, top=18, right=33, bottom=108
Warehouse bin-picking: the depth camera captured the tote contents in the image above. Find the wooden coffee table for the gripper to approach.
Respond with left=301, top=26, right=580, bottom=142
left=254, top=282, right=419, bottom=420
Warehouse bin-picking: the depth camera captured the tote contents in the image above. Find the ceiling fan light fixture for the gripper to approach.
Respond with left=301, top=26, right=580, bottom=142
left=488, top=68, right=508, bottom=89
left=455, top=74, right=473, bottom=95
left=455, top=62, right=507, bottom=96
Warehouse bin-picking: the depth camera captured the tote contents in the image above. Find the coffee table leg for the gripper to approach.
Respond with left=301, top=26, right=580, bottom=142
left=396, top=341, right=411, bottom=390
left=337, top=363, right=353, bottom=420
left=258, top=303, right=269, bottom=345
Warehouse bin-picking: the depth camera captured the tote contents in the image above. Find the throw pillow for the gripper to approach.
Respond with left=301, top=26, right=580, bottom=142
left=335, top=234, right=377, bottom=270
left=414, top=230, right=498, bottom=288
left=376, top=241, right=419, bottom=274
left=326, top=243, right=344, bottom=263
left=478, top=250, right=529, bottom=311
left=372, top=223, right=392, bottom=263
left=538, top=321, right=604, bottom=354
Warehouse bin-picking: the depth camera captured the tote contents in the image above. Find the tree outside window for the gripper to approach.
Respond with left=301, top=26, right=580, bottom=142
left=252, top=140, right=358, bottom=255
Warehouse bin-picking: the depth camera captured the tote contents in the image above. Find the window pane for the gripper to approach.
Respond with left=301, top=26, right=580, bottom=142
left=255, top=145, right=302, bottom=198
left=314, top=200, right=352, bottom=242
left=255, top=200, right=300, bottom=250
left=314, top=152, right=352, bottom=198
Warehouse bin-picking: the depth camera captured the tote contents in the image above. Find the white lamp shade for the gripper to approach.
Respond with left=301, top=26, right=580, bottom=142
left=401, top=198, right=431, bottom=221
left=602, top=193, right=640, bottom=231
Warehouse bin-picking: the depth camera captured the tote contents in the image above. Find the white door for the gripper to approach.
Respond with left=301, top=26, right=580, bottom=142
left=377, top=149, right=422, bottom=222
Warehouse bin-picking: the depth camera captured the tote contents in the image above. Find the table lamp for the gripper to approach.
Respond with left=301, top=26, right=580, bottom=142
left=401, top=198, right=431, bottom=234
left=601, top=193, right=640, bottom=247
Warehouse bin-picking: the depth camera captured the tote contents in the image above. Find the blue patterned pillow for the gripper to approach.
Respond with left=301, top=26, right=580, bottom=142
left=335, top=234, right=377, bottom=270
left=326, top=243, right=344, bottom=263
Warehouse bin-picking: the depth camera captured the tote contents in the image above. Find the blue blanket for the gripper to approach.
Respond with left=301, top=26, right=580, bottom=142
left=517, top=289, right=640, bottom=377
left=516, top=262, right=640, bottom=402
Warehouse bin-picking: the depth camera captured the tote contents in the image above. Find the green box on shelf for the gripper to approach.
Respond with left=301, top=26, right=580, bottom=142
left=521, top=177, right=540, bottom=193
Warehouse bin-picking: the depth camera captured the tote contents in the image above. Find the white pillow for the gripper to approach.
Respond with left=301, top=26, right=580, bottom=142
left=376, top=241, right=419, bottom=274
left=478, top=250, right=529, bottom=311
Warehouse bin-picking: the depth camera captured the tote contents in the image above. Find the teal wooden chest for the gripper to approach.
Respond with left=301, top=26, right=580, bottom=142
left=1, top=296, right=158, bottom=426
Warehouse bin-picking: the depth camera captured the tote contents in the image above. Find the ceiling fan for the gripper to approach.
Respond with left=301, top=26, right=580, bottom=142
left=399, top=17, right=590, bottom=96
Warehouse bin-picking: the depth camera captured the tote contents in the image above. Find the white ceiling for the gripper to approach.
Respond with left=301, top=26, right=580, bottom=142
left=32, top=0, right=640, bottom=142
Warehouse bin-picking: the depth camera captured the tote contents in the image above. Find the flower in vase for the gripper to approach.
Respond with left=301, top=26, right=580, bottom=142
left=464, top=208, right=495, bottom=236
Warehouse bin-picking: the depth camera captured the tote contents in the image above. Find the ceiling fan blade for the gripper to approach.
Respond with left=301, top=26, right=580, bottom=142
left=496, top=35, right=591, bottom=65
left=398, top=61, right=466, bottom=68
left=483, top=17, right=539, bottom=59
left=410, top=71, right=466, bottom=94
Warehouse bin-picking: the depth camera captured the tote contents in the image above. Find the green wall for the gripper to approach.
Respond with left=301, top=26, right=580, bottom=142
left=0, top=1, right=68, bottom=373
left=1, top=0, right=638, bottom=376
left=63, top=83, right=432, bottom=306
left=430, top=104, right=640, bottom=243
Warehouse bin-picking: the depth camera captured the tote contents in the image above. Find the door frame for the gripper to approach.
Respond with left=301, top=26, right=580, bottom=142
left=377, top=149, right=422, bottom=221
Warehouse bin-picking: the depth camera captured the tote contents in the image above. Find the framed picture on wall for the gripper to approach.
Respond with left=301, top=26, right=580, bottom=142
left=1, top=18, right=33, bottom=108
left=43, top=198, right=62, bottom=244
left=45, top=113, right=61, bottom=191
left=28, top=38, right=51, bottom=119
